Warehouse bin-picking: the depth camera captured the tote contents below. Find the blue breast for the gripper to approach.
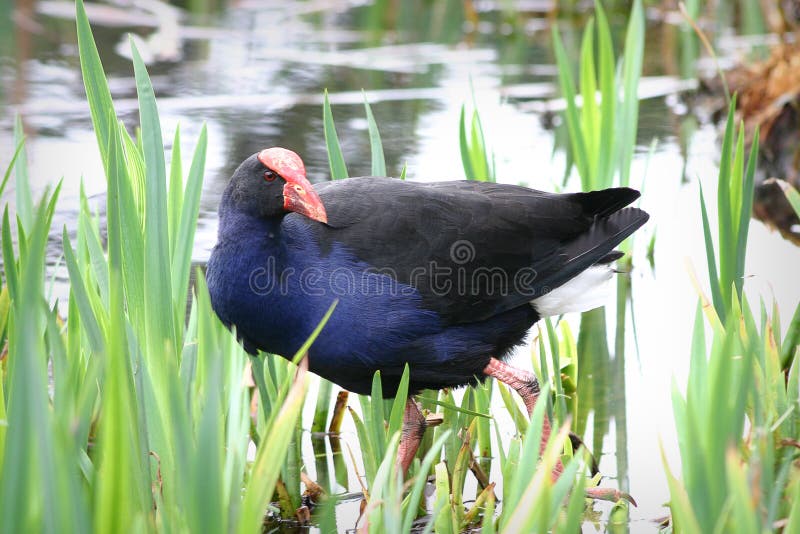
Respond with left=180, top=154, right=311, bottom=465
left=207, top=212, right=446, bottom=386
left=207, top=212, right=537, bottom=395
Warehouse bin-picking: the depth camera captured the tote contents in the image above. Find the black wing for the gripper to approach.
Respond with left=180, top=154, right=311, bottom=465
left=307, top=177, right=648, bottom=324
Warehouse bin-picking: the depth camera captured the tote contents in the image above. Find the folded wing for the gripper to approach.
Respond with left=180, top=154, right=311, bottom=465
left=308, top=178, right=649, bottom=324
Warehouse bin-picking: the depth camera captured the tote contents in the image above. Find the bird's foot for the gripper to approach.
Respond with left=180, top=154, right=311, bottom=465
left=425, top=413, right=444, bottom=427
left=484, top=359, right=631, bottom=504
left=585, top=486, right=637, bottom=507
left=483, top=357, right=562, bottom=478
left=396, top=398, right=427, bottom=475
left=482, top=357, right=540, bottom=415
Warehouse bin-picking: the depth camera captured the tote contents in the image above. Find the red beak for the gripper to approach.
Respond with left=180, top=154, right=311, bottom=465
left=258, top=148, right=328, bottom=224
left=282, top=180, right=328, bottom=224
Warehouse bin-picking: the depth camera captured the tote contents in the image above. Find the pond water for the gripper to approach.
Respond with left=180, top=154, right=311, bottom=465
left=2, top=1, right=800, bottom=532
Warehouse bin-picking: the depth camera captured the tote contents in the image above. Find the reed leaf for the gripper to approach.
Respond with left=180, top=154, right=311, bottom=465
left=363, top=94, right=387, bottom=177
left=238, top=362, right=309, bottom=534
left=12, top=117, right=33, bottom=232
left=75, top=0, right=115, bottom=169
left=323, top=90, right=349, bottom=180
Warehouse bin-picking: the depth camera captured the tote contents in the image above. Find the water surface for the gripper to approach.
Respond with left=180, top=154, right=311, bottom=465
left=2, top=1, right=799, bottom=531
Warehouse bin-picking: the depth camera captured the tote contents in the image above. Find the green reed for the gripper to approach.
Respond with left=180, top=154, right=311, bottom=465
left=552, top=0, right=643, bottom=191
left=0, top=2, right=316, bottom=531
left=665, top=84, right=799, bottom=534
left=459, top=100, right=495, bottom=182
left=699, top=97, right=759, bottom=324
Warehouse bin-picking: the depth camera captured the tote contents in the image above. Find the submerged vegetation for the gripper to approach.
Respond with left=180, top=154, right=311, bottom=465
left=0, top=0, right=799, bottom=533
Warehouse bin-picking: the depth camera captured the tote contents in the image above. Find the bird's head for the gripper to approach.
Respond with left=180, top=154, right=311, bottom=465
left=226, top=147, right=328, bottom=223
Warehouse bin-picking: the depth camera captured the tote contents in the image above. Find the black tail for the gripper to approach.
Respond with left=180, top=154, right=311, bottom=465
left=570, top=187, right=641, bottom=219
left=536, top=207, right=649, bottom=292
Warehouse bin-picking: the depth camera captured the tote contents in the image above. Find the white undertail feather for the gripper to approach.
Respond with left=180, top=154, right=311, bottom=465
left=531, top=265, right=615, bottom=317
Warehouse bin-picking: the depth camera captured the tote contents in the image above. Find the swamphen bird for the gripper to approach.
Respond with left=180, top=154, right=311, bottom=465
left=207, top=147, right=648, bottom=501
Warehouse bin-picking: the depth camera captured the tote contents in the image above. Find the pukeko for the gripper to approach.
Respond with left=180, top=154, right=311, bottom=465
left=207, top=147, right=648, bottom=500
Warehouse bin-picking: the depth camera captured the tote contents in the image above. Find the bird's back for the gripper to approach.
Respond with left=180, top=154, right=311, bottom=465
left=307, top=177, right=648, bottom=324
left=209, top=175, right=648, bottom=394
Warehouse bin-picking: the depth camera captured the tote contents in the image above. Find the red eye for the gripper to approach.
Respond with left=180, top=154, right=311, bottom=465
left=264, top=170, right=277, bottom=182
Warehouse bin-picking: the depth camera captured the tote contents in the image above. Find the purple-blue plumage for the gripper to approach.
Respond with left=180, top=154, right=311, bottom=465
left=207, top=205, right=537, bottom=395
left=206, top=148, right=648, bottom=396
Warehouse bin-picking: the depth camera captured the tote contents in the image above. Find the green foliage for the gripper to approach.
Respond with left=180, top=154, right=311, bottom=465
left=311, top=378, right=334, bottom=433
left=12, top=117, right=34, bottom=230
left=552, top=0, right=644, bottom=191
left=0, top=182, right=74, bottom=533
left=499, top=385, right=586, bottom=532
left=0, top=2, right=313, bottom=531
left=532, top=318, right=578, bottom=425
left=459, top=101, right=495, bottom=182
left=350, top=368, right=410, bottom=482
left=699, top=97, right=759, bottom=323
left=323, top=90, right=388, bottom=179
left=323, top=89, right=349, bottom=180
left=364, top=93, right=387, bottom=177
left=551, top=6, right=645, bottom=474
left=666, top=100, right=800, bottom=533
left=665, top=294, right=800, bottom=532
left=15, top=3, right=800, bottom=531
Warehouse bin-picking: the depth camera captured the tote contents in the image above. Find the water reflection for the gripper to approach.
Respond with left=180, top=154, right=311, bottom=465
left=3, top=0, right=800, bottom=531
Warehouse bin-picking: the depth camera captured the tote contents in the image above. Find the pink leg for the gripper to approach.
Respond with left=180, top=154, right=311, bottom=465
left=483, top=357, right=636, bottom=505
left=396, top=398, right=427, bottom=475
left=483, top=357, right=563, bottom=478
left=483, top=357, right=541, bottom=413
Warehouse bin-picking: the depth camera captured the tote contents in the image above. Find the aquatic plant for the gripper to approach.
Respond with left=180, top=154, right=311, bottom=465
left=0, top=2, right=311, bottom=531
left=2, top=1, right=799, bottom=532
left=552, top=0, right=644, bottom=191
left=664, top=92, right=800, bottom=534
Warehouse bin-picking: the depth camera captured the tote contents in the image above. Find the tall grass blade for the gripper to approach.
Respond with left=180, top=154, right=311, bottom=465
left=552, top=26, right=589, bottom=188
left=170, top=125, right=207, bottom=320
left=131, top=40, right=177, bottom=353
left=735, top=127, right=758, bottom=290
left=0, top=139, right=25, bottom=199
left=433, top=461, right=456, bottom=534
left=661, top=444, right=703, bottom=534
left=1, top=209, right=18, bottom=302
left=618, top=0, right=644, bottom=187
left=699, top=183, right=725, bottom=320
left=167, top=125, right=183, bottom=256
left=363, top=94, right=386, bottom=177
left=400, top=431, right=451, bottom=532
left=774, top=178, right=800, bottom=218
left=76, top=0, right=115, bottom=169
left=311, top=379, right=334, bottom=433
left=579, top=19, right=598, bottom=178
left=459, top=104, right=475, bottom=180
left=595, top=0, right=615, bottom=189
left=238, top=361, right=309, bottom=533
left=387, top=365, right=410, bottom=437
left=323, top=90, right=349, bottom=180
left=62, top=228, right=106, bottom=352
left=715, top=99, right=736, bottom=312
left=0, top=188, right=73, bottom=533
left=12, top=116, right=33, bottom=231
left=94, top=116, right=151, bottom=532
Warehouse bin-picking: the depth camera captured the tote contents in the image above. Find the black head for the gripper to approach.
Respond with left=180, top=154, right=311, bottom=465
left=224, top=147, right=327, bottom=223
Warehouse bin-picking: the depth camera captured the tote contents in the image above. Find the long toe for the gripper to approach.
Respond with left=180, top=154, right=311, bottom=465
left=395, top=398, right=428, bottom=475
left=585, top=486, right=637, bottom=507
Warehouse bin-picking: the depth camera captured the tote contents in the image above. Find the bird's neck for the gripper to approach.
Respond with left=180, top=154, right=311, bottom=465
left=217, top=205, right=284, bottom=243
